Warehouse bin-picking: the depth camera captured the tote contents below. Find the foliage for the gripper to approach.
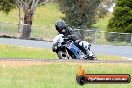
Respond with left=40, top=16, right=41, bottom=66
left=93, top=13, right=113, bottom=30
left=0, top=0, right=17, bottom=14
left=106, top=0, right=132, bottom=42
left=58, top=0, right=100, bottom=28
left=107, top=0, right=132, bottom=33
left=97, top=0, right=115, bottom=18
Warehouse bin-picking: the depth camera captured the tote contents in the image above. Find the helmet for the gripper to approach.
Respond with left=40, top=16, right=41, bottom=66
left=55, top=20, right=66, bottom=33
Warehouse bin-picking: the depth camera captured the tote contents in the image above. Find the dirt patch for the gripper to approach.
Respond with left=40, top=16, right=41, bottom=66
left=0, top=60, right=90, bottom=67
left=0, top=59, right=131, bottom=68
left=0, top=60, right=54, bottom=67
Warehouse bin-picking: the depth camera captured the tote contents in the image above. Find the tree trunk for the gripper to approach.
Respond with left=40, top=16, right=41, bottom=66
left=21, top=11, right=33, bottom=39
left=18, top=18, right=23, bottom=33
left=18, top=6, right=23, bottom=33
left=18, top=0, right=23, bottom=33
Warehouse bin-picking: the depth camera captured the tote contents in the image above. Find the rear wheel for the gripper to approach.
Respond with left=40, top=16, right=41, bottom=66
left=57, top=51, right=69, bottom=59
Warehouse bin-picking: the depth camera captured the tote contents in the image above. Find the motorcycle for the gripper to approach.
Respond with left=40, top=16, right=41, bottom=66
left=52, top=34, right=96, bottom=60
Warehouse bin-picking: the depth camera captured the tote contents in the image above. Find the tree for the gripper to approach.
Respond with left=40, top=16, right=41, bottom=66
left=18, top=0, right=50, bottom=39
left=97, top=0, right=115, bottom=18
left=18, top=0, right=23, bottom=33
left=106, top=0, right=132, bottom=42
left=0, top=0, right=50, bottom=39
left=107, top=0, right=132, bottom=33
left=58, top=0, right=100, bottom=28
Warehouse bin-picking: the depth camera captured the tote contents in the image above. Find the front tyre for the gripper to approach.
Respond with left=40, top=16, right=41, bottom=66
left=89, top=56, right=97, bottom=60
left=86, top=50, right=97, bottom=60
left=86, top=53, right=97, bottom=60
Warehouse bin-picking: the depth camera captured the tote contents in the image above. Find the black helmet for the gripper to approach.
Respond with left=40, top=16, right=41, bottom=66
left=55, top=20, right=66, bottom=33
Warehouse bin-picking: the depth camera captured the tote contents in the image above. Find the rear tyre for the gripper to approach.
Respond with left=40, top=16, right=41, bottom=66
left=57, top=51, right=69, bottom=59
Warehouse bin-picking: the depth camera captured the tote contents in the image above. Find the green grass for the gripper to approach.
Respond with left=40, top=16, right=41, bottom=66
left=0, top=63, right=131, bottom=88
left=0, top=44, right=58, bottom=59
left=97, top=54, right=123, bottom=60
left=0, top=3, right=63, bottom=27
left=0, top=23, right=18, bottom=32
left=93, top=13, right=113, bottom=31
left=31, top=26, right=57, bottom=39
left=0, top=44, right=125, bottom=60
left=34, top=3, right=64, bottom=26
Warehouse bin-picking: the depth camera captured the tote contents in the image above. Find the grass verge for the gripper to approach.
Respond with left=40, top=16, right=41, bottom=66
left=0, top=44, right=58, bottom=59
left=0, top=62, right=131, bottom=88
left=97, top=54, right=123, bottom=60
left=0, top=44, right=125, bottom=60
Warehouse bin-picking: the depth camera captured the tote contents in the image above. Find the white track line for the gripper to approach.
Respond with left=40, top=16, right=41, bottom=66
left=121, top=57, right=132, bottom=61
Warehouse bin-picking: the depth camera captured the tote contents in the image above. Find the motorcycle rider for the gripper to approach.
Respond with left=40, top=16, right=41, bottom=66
left=55, top=20, right=90, bottom=57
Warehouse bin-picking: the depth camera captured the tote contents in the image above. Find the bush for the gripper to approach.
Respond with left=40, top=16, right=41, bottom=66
left=106, top=0, right=132, bottom=42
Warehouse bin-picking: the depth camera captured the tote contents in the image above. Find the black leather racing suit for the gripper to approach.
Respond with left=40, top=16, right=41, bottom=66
left=61, top=26, right=87, bottom=55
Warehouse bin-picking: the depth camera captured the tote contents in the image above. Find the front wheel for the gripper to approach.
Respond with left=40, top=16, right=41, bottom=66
left=88, top=53, right=97, bottom=60
left=88, top=56, right=97, bottom=60
left=57, top=51, right=69, bottom=59
left=86, top=51, right=97, bottom=60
